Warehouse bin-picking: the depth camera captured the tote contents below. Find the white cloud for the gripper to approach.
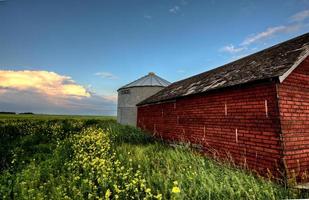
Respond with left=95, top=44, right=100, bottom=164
left=290, top=9, right=309, bottom=22
left=169, top=6, right=180, bottom=14
left=241, top=24, right=301, bottom=46
left=0, top=70, right=117, bottom=115
left=0, top=90, right=117, bottom=115
left=220, top=44, right=245, bottom=54
left=231, top=54, right=249, bottom=61
left=169, top=1, right=188, bottom=14
left=220, top=10, right=307, bottom=56
left=0, top=70, right=90, bottom=98
left=144, top=15, right=152, bottom=19
left=95, top=72, right=119, bottom=80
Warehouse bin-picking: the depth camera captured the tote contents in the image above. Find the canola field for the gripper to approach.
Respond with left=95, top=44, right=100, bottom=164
left=0, top=115, right=308, bottom=199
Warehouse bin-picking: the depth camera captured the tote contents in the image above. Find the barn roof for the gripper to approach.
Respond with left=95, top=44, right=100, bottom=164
left=118, top=72, right=170, bottom=91
left=138, top=33, right=309, bottom=106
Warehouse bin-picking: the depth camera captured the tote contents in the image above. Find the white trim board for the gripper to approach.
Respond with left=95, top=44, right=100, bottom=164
left=279, top=46, right=309, bottom=83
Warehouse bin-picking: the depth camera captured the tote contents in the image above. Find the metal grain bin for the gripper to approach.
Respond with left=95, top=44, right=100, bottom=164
left=117, top=72, right=170, bottom=126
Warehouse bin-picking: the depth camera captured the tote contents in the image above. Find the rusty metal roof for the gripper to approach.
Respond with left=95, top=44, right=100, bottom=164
left=118, top=72, right=170, bottom=91
left=138, top=33, right=309, bottom=106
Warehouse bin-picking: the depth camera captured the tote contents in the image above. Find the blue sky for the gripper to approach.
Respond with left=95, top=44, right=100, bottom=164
left=0, top=0, right=309, bottom=115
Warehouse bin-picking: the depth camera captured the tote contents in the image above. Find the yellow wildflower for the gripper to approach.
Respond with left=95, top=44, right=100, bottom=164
left=155, top=194, right=163, bottom=200
left=172, top=186, right=181, bottom=193
left=105, top=189, right=111, bottom=199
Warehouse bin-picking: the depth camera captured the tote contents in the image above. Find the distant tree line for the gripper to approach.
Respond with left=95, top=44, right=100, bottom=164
left=0, top=112, right=16, bottom=114
left=0, top=112, right=34, bottom=115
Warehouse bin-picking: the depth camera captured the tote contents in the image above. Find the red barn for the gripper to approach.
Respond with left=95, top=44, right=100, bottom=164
left=137, top=33, right=309, bottom=182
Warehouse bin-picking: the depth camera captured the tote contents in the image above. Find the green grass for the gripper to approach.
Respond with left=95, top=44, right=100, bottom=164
left=0, top=116, right=308, bottom=199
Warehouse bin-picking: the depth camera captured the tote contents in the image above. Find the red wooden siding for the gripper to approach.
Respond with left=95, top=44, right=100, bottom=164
left=137, top=81, right=283, bottom=177
left=278, top=57, right=309, bottom=181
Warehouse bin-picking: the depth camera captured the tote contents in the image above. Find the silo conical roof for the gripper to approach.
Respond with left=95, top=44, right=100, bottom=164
left=118, top=72, right=170, bottom=90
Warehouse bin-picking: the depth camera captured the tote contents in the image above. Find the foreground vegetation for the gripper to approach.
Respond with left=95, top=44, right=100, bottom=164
left=0, top=115, right=308, bottom=199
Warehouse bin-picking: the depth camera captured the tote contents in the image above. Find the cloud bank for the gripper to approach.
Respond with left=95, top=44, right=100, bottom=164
left=241, top=24, right=301, bottom=46
left=0, top=70, right=90, bottom=98
left=0, top=70, right=117, bottom=115
left=220, top=44, right=245, bottom=53
left=220, top=9, right=309, bottom=55
left=290, top=9, right=309, bottom=22
left=169, top=6, right=180, bottom=14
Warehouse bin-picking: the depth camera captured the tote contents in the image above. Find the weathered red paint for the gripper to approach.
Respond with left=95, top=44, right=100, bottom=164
left=278, top=57, right=309, bottom=182
left=137, top=57, right=309, bottom=182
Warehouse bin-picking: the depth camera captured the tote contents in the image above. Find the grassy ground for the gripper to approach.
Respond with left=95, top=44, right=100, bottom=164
left=0, top=115, right=308, bottom=199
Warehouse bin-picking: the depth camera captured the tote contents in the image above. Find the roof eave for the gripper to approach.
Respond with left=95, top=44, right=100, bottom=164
left=117, top=85, right=167, bottom=92
left=138, top=77, right=279, bottom=107
left=279, top=46, right=309, bottom=83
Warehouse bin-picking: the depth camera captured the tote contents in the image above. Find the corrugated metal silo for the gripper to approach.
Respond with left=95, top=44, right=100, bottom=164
left=117, top=72, right=170, bottom=126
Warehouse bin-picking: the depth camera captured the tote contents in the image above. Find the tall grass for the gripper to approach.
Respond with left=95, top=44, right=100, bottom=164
left=0, top=117, right=308, bottom=199
left=115, top=142, right=307, bottom=199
